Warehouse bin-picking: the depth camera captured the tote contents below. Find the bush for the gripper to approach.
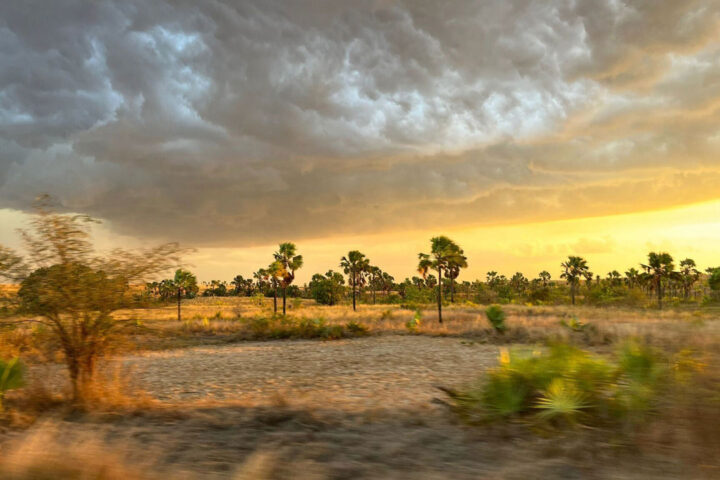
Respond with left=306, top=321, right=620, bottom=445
left=444, top=341, right=668, bottom=429
left=485, top=305, right=506, bottom=333
left=0, top=357, right=25, bottom=411
left=405, top=310, right=422, bottom=333
left=240, top=316, right=368, bottom=340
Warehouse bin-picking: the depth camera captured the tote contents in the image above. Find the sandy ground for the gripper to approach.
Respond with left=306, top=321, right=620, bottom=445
left=123, top=336, right=499, bottom=409
left=4, top=336, right=706, bottom=479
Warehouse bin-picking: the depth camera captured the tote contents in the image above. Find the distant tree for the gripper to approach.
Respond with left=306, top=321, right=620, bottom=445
left=624, top=267, right=641, bottom=288
left=172, top=269, right=199, bottom=320
left=486, top=271, right=499, bottom=287
left=538, top=270, right=551, bottom=287
left=510, top=272, right=529, bottom=294
left=445, top=247, right=468, bottom=302
left=267, top=260, right=284, bottom=314
left=606, top=270, right=621, bottom=286
left=202, top=279, right=227, bottom=297
left=380, top=271, right=395, bottom=297
left=253, top=268, right=269, bottom=294
left=560, top=256, right=590, bottom=305
left=340, top=251, right=370, bottom=311
left=274, top=242, right=303, bottom=315
left=708, top=268, right=720, bottom=292
left=3, top=198, right=183, bottom=402
left=368, top=265, right=382, bottom=304
left=418, top=236, right=464, bottom=323
left=309, top=270, right=345, bottom=305
left=641, top=252, right=677, bottom=309
left=678, top=258, right=700, bottom=300
left=231, top=275, right=254, bottom=296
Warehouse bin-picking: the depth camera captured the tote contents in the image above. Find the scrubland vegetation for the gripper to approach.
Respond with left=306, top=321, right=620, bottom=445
left=0, top=202, right=718, bottom=478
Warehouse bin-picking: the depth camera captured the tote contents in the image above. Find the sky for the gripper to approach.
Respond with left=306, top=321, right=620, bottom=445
left=1, top=0, right=720, bottom=283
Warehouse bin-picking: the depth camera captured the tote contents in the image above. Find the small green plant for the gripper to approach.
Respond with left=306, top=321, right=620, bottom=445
left=443, top=340, right=669, bottom=430
left=536, top=378, right=589, bottom=424
left=0, top=357, right=25, bottom=411
left=405, top=310, right=422, bottom=333
left=485, top=305, right=506, bottom=333
left=291, top=297, right=302, bottom=310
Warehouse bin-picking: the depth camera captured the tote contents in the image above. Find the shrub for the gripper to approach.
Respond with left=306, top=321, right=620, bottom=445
left=405, top=310, right=422, bottom=333
left=444, top=341, right=668, bottom=429
left=240, top=316, right=368, bottom=340
left=0, top=358, right=25, bottom=411
left=485, top=305, right=506, bottom=333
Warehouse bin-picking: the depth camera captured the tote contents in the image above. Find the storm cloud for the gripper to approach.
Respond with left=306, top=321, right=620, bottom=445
left=1, top=0, right=720, bottom=245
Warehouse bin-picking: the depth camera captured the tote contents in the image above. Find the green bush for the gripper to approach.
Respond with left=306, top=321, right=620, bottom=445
left=485, top=305, right=506, bottom=333
left=405, top=310, right=422, bottom=333
left=0, top=357, right=25, bottom=410
left=444, top=341, right=667, bottom=429
left=241, top=316, right=368, bottom=340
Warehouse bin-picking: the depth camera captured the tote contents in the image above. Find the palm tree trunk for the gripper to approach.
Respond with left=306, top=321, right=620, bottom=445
left=570, top=282, right=576, bottom=305
left=273, top=283, right=278, bottom=314
left=437, top=266, right=443, bottom=324
left=177, top=289, right=182, bottom=322
left=352, top=275, right=357, bottom=311
left=450, top=277, right=455, bottom=303
left=282, top=286, right=287, bottom=315
left=657, top=279, right=663, bottom=309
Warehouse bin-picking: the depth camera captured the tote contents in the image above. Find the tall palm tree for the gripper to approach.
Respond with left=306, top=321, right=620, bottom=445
left=267, top=260, right=284, bottom=314
left=560, top=256, right=589, bottom=305
left=274, top=242, right=303, bottom=315
left=538, top=270, right=551, bottom=287
left=445, top=247, right=468, bottom=303
left=679, top=258, right=700, bottom=300
left=418, top=236, right=464, bottom=324
left=172, top=269, right=198, bottom=322
left=340, top=250, right=369, bottom=311
left=642, top=252, right=677, bottom=309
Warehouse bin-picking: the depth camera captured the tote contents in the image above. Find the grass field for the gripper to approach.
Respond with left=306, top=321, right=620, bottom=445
left=1, top=298, right=719, bottom=479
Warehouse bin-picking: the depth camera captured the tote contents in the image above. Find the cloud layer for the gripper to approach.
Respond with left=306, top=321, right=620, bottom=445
left=1, top=0, right=720, bottom=245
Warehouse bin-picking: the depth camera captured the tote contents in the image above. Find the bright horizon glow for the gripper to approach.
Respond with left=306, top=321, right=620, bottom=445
left=0, top=198, right=718, bottom=285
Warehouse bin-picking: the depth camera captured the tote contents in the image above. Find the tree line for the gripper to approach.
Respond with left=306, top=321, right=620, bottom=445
left=145, top=236, right=720, bottom=324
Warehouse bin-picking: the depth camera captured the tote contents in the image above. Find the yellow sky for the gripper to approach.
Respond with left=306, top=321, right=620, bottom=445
left=1, top=199, right=718, bottom=283
left=185, top=199, right=720, bottom=283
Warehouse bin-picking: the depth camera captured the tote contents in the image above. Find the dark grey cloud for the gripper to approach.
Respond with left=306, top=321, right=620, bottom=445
left=1, top=0, right=720, bottom=246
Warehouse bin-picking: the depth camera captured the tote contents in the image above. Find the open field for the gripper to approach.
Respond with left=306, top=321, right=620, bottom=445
left=1, top=298, right=719, bottom=479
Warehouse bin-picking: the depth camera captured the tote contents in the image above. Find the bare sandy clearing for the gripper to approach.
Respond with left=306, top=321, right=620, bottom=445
left=123, top=336, right=499, bottom=409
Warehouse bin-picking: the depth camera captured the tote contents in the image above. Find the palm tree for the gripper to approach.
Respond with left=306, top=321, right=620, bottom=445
left=340, top=250, right=369, bottom=311
left=267, top=260, right=284, bottom=314
left=253, top=268, right=268, bottom=293
left=679, top=258, right=700, bottom=300
left=172, top=269, right=198, bottom=322
left=538, top=271, right=551, bottom=287
left=560, top=256, right=589, bottom=305
left=418, top=236, right=464, bottom=324
left=641, top=252, right=677, bottom=309
left=510, top=272, right=529, bottom=294
left=625, top=267, right=640, bottom=288
left=606, top=270, right=621, bottom=286
left=274, top=242, right=303, bottom=315
left=445, top=247, right=468, bottom=303
left=368, top=265, right=383, bottom=304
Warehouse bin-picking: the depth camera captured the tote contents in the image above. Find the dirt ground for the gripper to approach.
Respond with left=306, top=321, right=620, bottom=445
left=123, top=336, right=498, bottom=409
left=3, top=335, right=709, bottom=479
